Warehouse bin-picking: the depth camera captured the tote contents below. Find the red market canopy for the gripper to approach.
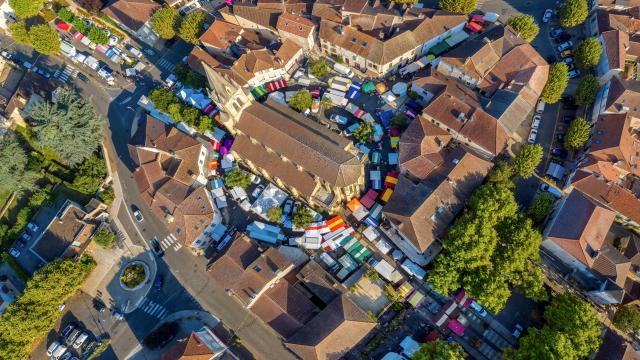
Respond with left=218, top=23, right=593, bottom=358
left=448, top=320, right=465, bottom=336
left=466, top=21, right=482, bottom=32
left=266, top=79, right=287, bottom=92
left=472, top=14, right=485, bottom=24
left=57, top=21, right=71, bottom=31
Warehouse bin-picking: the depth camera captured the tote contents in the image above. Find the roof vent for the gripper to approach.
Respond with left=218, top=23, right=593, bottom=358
left=456, top=112, right=466, bottom=122
left=452, top=158, right=460, bottom=164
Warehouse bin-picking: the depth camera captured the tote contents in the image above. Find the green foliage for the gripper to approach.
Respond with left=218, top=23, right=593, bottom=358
left=98, top=187, right=115, bottom=205
left=335, top=55, right=344, bottom=64
left=575, top=74, right=600, bottom=106
left=151, top=7, right=181, bottom=40
left=506, top=327, right=578, bottom=360
left=225, top=169, right=251, bottom=189
left=0, top=252, right=29, bottom=281
left=9, top=0, right=46, bottom=19
left=407, top=90, right=419, bottom=100
left=564, top=117, right=590, bottom=150
left=0, top=256, right=96, bottom=360
left=181, top=107, right=200, bottom=127
left=527, top=192, right=556, bottom=223
left=120, top=263, right=145, bottom=288
left=148, top=87, right=210, bottom=131
left=488, top=160, right=515, bottom=186
left=87, top=27, right=108, bottom=45
left=541, top=62, right=569, bottom=104
left=29, top=25, right=61, bottom=55
left=428, top=182, right=547, bottom=313
left=575, top=37, right=602, bottom=69
left=167, top=103, right=184, bottom=122
left=513, top=144, right=543, bottom=179
left=57, top=7, right=74, bottom=22
left=267, top=207, right=283, bottom=223
left=613, top=305, right=640, bottom=333
left=560, top=0, right=588, bottom=28
left=28, top=88, right=102, bottom=166
left=507, top=15, right=539, bottom=42
left=320, top=98, right=333, bottom=109
left=197, top=115, right=213, bottom=133
left=72, top=17, right=88, bottom=34
left=353, top=122, right=373, bottom=143
left=149, top=87, right=176, bottom=113
left=40, top=8, right=56, bottom=23
left=309, top=59, right=328, bottom=78
left=9, top=21, right=30, bottom=44
left=391, top=113, right=409, bottom=130
left=439, top=0, right=477, bottom=14
left=0, top=135, right=37, bottom=195
left=412, top=340, right=466, bottom=360
left=292, top=207, right=313, bottom=228
left=87, top=339, right=110, bottom=360
left=173, top=62, right=206, bottom=89
left=179, top=11, right=205, bottom=44
left=288, top=90, right=312, bottom=112
left=71, top=153, right=106, bottom=195
left=93, top=227, right=116, bottom=249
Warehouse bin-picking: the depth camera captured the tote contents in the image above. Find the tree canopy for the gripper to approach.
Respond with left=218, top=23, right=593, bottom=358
left=179, top=11, right=205, bottom=44
left=541, top=62, right=569, bottom=104
left=28, top=88, right=102, bottom=166
left=88, top=27, right=108, bottom=45
left=267, top=207, right=283, bottom=223
left=57, top=7, right=74, bottom=23
left=439, top=0, right=477, bottom=14
left=292, top=207, right=313, bottom=228
left=173, top=63, right=206, bottom=89
left=560, top=0, right=588, bottom=28
left=575, top=74, right=600, bottom=106
left=309, top=59, right=328, bottom=78
left=225, top=169, right=251, bottom=189
left=564, top=117, right=591, bottom=150
left=93, top=227, right=116, bottom=249
left=0, top=135, right=37, bottom=195
left=71, top=153, right=106, bottom=195
left=613, top=305, right=640, bottom=333
left=428, top=181, right=547, bottom=313
left=527, top=192, right=556, bottom=223
left=0, top=256, right=96, bottom=360
left=9, top=21, right=29, bottom=44
left=353, top=122, right=373, bottom=143
left=507, top=15, right=539, bottom=42
left=9, top=0, right=46, bottom=19
left=151, top=7, right=181, bottom=40
left=412, top=340, right=466, bottom=360
left=29, top=25, right=60, bottom=55
left=513, top=144, right=543, bottom=179
left=288, top=90, right=312, bottom=112
left=575, top=37, right=602, bottom=69
left=506, top=328, right=578, bottom=360
left=72, top=18, right=88, bottom=34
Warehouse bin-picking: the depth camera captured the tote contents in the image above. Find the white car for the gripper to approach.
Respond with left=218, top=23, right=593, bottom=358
left=540, top=183, right=563, bottom=198
left=528, top=128, right=538, bottom=144
left=568, top=69, right=581, bottom=78
left=556, top=41, right=574, bottom=52
left=27, top=222, right=39, bottom=233
left=512, top=324, right=524, bottom=338
left=470, top=300, right=488, bottom=317
left=532, top=114, right=542, bottom=130
left=329, top=114, right=348, bottom=125
left=293, top=68, right=305, bottom=80
left=133, top=210, right=144, bottom=222
left=252, top=184, right=265, bottom=198
left=47, top=341, right=60, bottom=357
left=542, top=9, right=553, bottom=23
left=73, top=332, right=88, bottom=349
left=250, top=174, right=261, bottom=185
left=9, top=247, right=20, bottom=258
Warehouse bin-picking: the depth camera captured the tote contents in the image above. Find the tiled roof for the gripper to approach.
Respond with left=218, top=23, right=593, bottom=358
left=398, top=116, right=452, bottom=181
left=102, top=0, right=160, bottom=31
left=234, top=100, right=363, bottom=188
left=274, top=39, right=303, bottom=63
left=605, top=75, right=640, bottom=118
left=233, top=3, right=282, bottom=30
left=285, top=294, right=375, bottom=360
left=595, top=329, right=640, bottom=360
left=546, top=190, right=616, bottom=268
left=602, top=29, right=629, bottom=71
left=592, top=244, right=632, bottom=287
left=277, top=12, right=316, bottom=38
left=296, top=260, right=343, bottom=305
left=383, top=148, right=492, bottom=252
left=31, top=202, right=88, bottom=263
left=199, top=19, right=242, bottom=49
left=186, top=47, right=233, bottom=77
left=572, top=171, right=640, bottom=224
left=590, top=113, right=640, bottom=177
left=159, top=332, right=214, bottom=360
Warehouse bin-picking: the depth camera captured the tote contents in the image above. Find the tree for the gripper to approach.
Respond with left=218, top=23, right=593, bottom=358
left=57, top=7, right=74, bottom=23
left=151, top=7, right=181, bottom=40
left=9, top=21, right=30, bottom=44
left=560, top=0, right=588, bottom=28
left=149, top=87, right=176, bottom=112
left=29, top=25, right=60, bottom=55
left=439, top=0, right=477, bottom=14
left=93, top=227, right=116, bottom=249
left=564, top=117, right=590, bottom=150
left=488, top=160, right=515, bottom=186
left=320, top=98, right=333, bottom=109
left=88, top=27, right=108, bottom=45
left=267, top=207, right=283, bottom=223
left=292, top=207, right=313, bottom=228
left=0, top=256, right=96, bottom=360
left=507, top=15, right=539, bottom=42
left=181, top=106, right=200, bottom=127
left=309, top=59, right=328, bottom=78
left=412, top=340, right=465, bottom=360
left=288, top=90, right=312, bottom=112
left=0, top=135, right=37, bottom=195
left=71, top=153, right=106, bottom=195
left=197, top=115, right=212, bottom=133
left=8, top=0, right=46, bottom=19
left=173, top=63, right=206, bottom=89
left=179, top=11, right=205, bottom=44
left=98, top=187, right=115, bottom=205
left=613, top=305, right=640, bottom=333
left=513, top=144, right=543, bottom=178
left=72, top=17, right=88, bottom=34
left=544, top=293, right=602, bottom=357
left=527, top=192, right=556, bottom=223
left=353, top=122, right=373, bottom=143
left=28, top=88, right=103, bottom=166
left=391, top=113, right=409, bottom=130
left=575, top=37, right=602, bottom=69
left=575, top=74, right=599, bottom=106
left=167, top=103, right=184, bottom=122
left=225, top=169, right=251, bottom=189
left=506, top=328, right=578, bottom=360
left=541, top=62, right=569, bottom=104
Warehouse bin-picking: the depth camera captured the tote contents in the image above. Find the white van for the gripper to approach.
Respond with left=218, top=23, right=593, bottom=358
left=536, top=101, right=545, bottom=114
left=333, top=63, right=354, bottom=78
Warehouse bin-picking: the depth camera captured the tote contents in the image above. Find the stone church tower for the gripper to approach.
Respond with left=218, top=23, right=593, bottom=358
left=203, top=63, right=252, bottom=133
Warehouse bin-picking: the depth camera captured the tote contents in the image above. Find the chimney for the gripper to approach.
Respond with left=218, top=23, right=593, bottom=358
left=378, top=31, right=385, bottom=40
left=337, top=25, right=344, bottom=35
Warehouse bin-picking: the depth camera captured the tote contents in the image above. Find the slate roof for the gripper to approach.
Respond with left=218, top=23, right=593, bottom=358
left=605, top=75, right=640, bottom=118
left=232, top=3, right=282, bottom=30
left=296, top=260, right=343, bottom=305
left=31, top=202, right=88, bottom=263
left=102, top=0, right=160, bottom=31
left=595, top=329, right=640, bottom=360
left=592, top=244, right=632, bottom=287
left=602, top=29, right=629, bottom=71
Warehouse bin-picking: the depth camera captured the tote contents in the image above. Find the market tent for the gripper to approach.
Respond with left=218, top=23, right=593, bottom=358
left=310, top=89, right=320, bottom=98
left=379, top=110, right=394, bottom=128
left=266, top=79, right=287, bottom=92
left=392, top=82, right=407, bottom=95
left=472, top=14, right=485, bottom=23
left=379, top=187, right=393, bottom=203
left=384, top=172, right=398, bottom=188
left=388, top=152, right=399, bottom=165
left=363, top=82, right=376, bottom=93
left=346, top=88, right=361, bottom=100
left=74, top=32, right=85, bottom=40
left=428, top=41, right=450, bottom=56
left=251, top=86, right=268, bottom=98
left=347, top=199, right=369, bottom=221
left=445, top=30, right=469, bottom=47
left=57, top=21, right=71, bottom=31
left=360, top=189, right=379, bottom=209
left=375, top=82, right=387, bottom=95
left=448, top=320, right=465, bottom=336
left=390, top=136, right=400, bottom=149
left=484, top=12, right=499, bottom=22
left=467, top=22, right=482, bottom=32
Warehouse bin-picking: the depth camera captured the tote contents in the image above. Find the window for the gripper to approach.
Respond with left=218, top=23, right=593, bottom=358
left=597, top=130, right=604, bottom=135
left=351, top=37, right=357, bottom=42
left=362, top=41, right=367, bottom=47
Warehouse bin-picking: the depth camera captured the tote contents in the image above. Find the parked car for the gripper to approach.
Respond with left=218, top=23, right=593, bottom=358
left=20, top=232, right=31, bottom=242
left=540, top=183, right=563, bottom=198
left=154, top=274, right=163, bottom=291
left=22, top=61, right=32, bottom=70
left=77, top=72, right=89, bottom=82
left=532, top=114, right=542, bottom=129
left=560, top=49, right=573, bottom=58
left=73, top=332, right=88, bottom=349
left=61, top=324, right=75, bottom=339
left=47, top=341, right=61, bottom=357
left=65, top=329, right=80, bottom=346
left=470, top=300, right=488, bottom=317
left=543, top=9, right=553, bottom=22
left=36, top=68, right=51, bottom=78
left=528, top=129, right=538, bottom=144
left=0, top=50, right=12, bottom=60
left=550, top=27, right=565, bottom=38
left=150, top=237, right=164, bottom=257
left=283, top=199, right=293, bottom=215
left=562, top=115, right=574, bottom=123
left=132, top=205, right=143, bottom=222
left=252, top=184, right=265, bottom=198
left=512, top=324, right=524, bottom=338
left=9, top=247, right=20, bottom=258
left=555, top=34, right=572, bottom=43
left=551, top=147, right=568, bottom=158
left=27, top=222, right=39, bottom=232
left=568, top=69, right=580, bottom=78
left=250, top=174, right=261, bottom=185
left=557, top=133, right=565, bottom=142
left=329, top=114, right=348, bottom=125
left=556, top=40, right=574, bottom=52
left=562, top=57, right=574, bottom=63
left=92, top=298, right=106, bottom=313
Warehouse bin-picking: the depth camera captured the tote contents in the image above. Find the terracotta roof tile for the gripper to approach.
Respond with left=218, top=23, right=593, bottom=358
left=103, top=0, right=160, bottom=32
left=277, top=12, right=316, bottom=38
left=199, top=19, right=242, bottom=49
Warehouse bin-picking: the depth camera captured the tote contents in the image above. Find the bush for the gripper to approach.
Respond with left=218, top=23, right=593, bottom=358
left=143, top=321, right=179, bottom=349
left=167, top=103, right=184, bottom=122
left=560, top=0, right=588, bottom=28
left=613, top=305, right=640, bottom=333
left=335, top=55, right=344, bottom=64
left=309, top=59, right=328, bottom=78
left=179, top=11, right=205, bottom=44
left=575, top=74, right=599, bottom=106
left=120, top=263, right=146, bottom=288
left=439, top=0, right=476, bottom=14
left=72, top=17, right=88, bottom=34
left=507, top=15, right=539, bottom=42
left=151, top=7, right=181, bottom=40
left=88, top=27, right=108, bottom=45
left=225, top=169, right=251, bottom=189
left=149, top=88, right=176, bottom=113
left=98, top=187, right=115, bottom=205
left=527, top=192, right=556, bottom=223
left=57, top=7, right=74, bottom=22
left=93, top=227, right=116, bottom=249
left=391, top=113, right=409, bottom=130
left=541, top=62, right=569, bottom=104
left=267, top=207, right=282, bottom=223
left=71, top=153, right=106, bottom=195
left=292, top=207, right=313, bottom=229
left=173, top=62, right=206, bottom=89
left=9, top=0, right=46, bottom=19
left=288, top=90, right=312, bottom=112
left=29, top=25, right=61, bottom=55
left=575, top=37, right=602, bottom=69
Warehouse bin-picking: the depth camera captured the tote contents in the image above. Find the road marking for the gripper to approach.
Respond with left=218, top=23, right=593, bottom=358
left=168, top=233, right=177, bottom=241
left=161, top=238, right=172, bottom=249
left=173, top=243, right=182, bottom=251
left=147, top=303, right=159, bottom=315
left=157, top=309, right=167, bottom=319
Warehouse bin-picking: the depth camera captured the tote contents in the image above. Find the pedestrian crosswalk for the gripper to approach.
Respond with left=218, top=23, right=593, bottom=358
left=156, top=58, right=175, bottom=71
left=160, top=233, right=182, bottom=252
left=139, top=298, right=168, bottom=319
left=55, top=64, right=77, bottom=83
